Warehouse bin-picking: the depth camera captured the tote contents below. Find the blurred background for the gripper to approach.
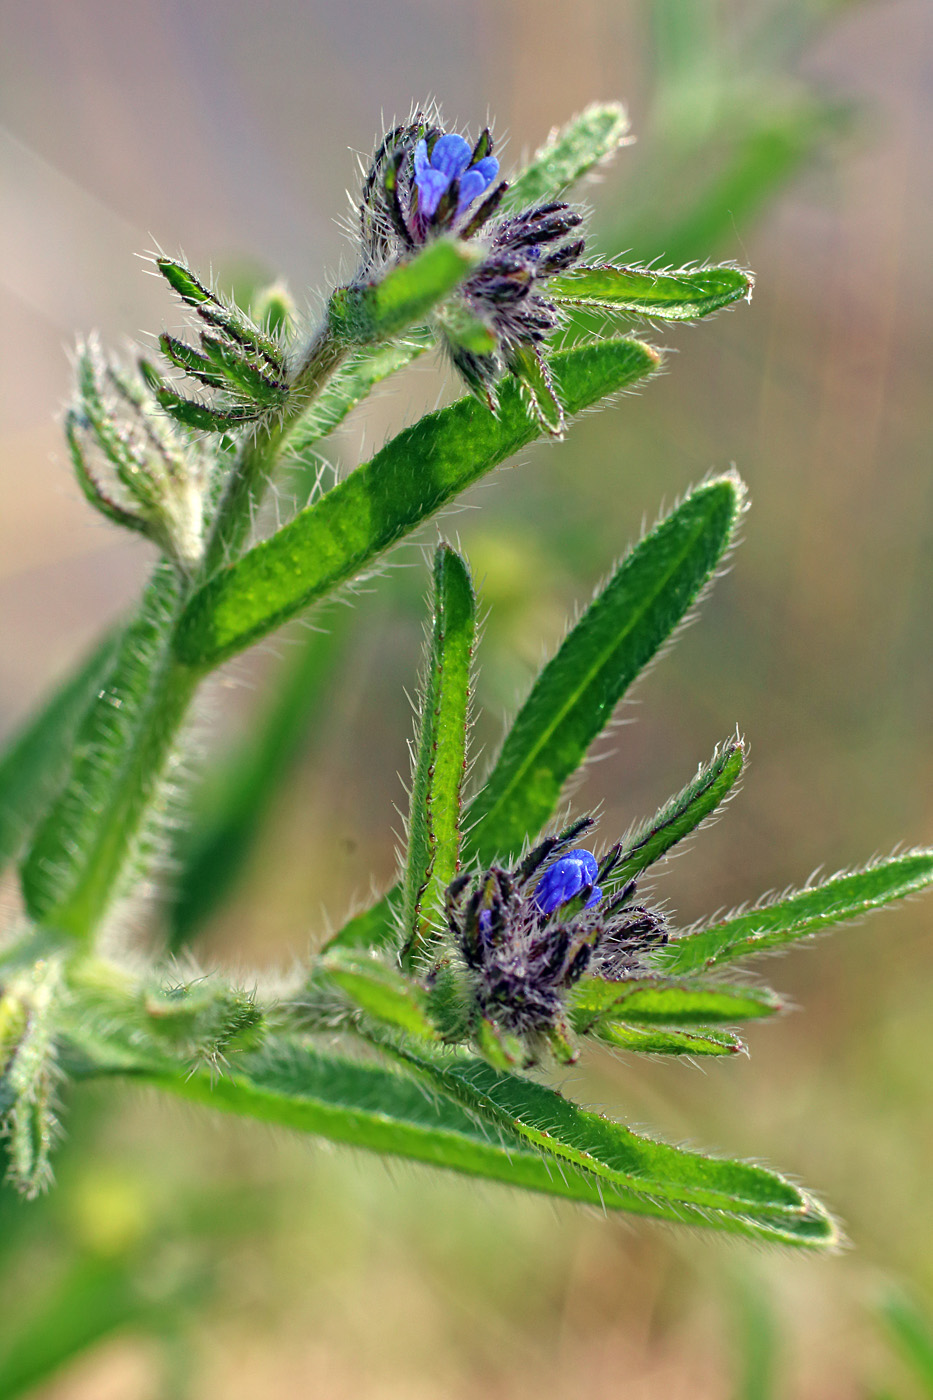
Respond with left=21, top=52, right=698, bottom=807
left=1, top=0, right=932, bottom=1395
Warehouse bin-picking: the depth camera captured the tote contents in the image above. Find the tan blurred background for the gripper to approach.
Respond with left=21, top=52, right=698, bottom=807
left=1, top=0, right=933, bottom=1396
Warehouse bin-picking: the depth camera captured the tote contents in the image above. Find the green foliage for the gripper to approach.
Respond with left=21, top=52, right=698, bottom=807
left=548, top=263, right=753, bottom=319
left=329, top=239, right=481, bottom=343
left=402, top=545, right=476, bottom=966
left=0, top=89, right=925, bottom=1266
left=172, top=337, right=659, bottom=668
left=502, top=102, right=631, bottom=212
left=611, top=737, right=746, bottom=887
left=570, top=979, right=783, bottom=1030
left=20, top=564, right=189, bottom=939
left=465, top=477, right=744, bottom=866
left=660, top=852, right=933, bottom=974
left=166, top=615, right=349, bottom=947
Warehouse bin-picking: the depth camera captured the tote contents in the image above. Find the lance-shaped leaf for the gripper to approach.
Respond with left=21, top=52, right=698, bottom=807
left=314, top=951, right=436, bottom=1039
left=570, top=978, right=783, bottom=1032
left=173, top=336, right=660, bottom=669
left=402, top=545, right=476, bottom=966
left=20, top=564, right=194, bottom=939
left=103, top=1035, right=834, bottom=1246
left=503, top=102, right=631, bottom=213
left=156, top=257, right=283, bottom=369
left=373, top=1039, right=837, bottom=1248
left=659, top=850, right=933, bottom=976
left=465, top=476, right=745, bottom=866
left=548, top=264, right=753, bottom=320
left=328, top=239, right=480, bottom=344
left=590, top=1023, right=745, bottom=1056
left=0, top=631, right=118, bottom=873
left=610, top=737, right=747, bottom=888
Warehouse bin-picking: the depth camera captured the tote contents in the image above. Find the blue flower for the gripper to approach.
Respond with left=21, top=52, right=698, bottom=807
left=356, top=112, right=588, bottom=427
left=413, top=134, right=499, bottom=220
left=534, top=851, right=601, bottom=914
left=443, top=817, right=668, bottom=1049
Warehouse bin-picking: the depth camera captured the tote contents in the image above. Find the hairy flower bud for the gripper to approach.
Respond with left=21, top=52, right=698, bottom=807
left=355, top=107, right=589, bottom=432
left=443, top=817, right=668, bottom=1060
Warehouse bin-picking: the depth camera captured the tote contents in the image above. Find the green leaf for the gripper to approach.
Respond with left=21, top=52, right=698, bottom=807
left=402, top=545, right=476, bottom=966
left=611, top=737, right=746, bottom=888
left=20, top=564, right=194, bottom=939
left=156, top=256, right=282, bottom=369
left=173, top=336, right=660, bottom=669
left=316, top=951, right=436, bottom=1039
left=166, top=614, right=348, bottom=948
left=590, top=1022, right=745, bottom=1056
left=465, top=475, right=746, bottom=866
left=397, top=543, right=473, bottom=963
left=375, top=1039, right=838, bottom=1248
left=328, top=239, right=480, bottom=344
left=123, top=1037, right=834, bottom=1245
left=548, top=263, right=753, bottom=320
left=0, top=632, right=118, bottom=873
left=503, top=103, right=631, bottom=213
left=507, top=343, right=565, bottom=436
left=570, top=978, right=783, bottom=1031
left=659, top=851, right=933, bottom=975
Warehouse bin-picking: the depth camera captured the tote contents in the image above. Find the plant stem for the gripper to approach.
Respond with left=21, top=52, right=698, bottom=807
left=23, top=320, right=348, bottom=944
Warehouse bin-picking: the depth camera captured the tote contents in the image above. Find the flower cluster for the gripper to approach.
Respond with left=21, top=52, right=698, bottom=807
left=357, top=112, right=586, bottom=419
left=443, top=818, right=668, bottom=1054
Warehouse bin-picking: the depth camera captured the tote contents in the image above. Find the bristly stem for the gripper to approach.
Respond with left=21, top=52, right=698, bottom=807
left=21, top=318, right=348, bottom=942
left=204, top=321, right=347, bottom=572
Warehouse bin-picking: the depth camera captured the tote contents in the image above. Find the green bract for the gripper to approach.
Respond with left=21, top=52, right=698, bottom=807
left=0, top=102, right=926, bottom=1253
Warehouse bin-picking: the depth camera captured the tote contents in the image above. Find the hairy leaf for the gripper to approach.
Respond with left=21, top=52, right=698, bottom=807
left=659, top=851, right=933, bottom=975
left=173, top=336, right=660, bottom=669
left=611, top=737, right=746, bottom=888
left=316, top=951, right=436, bottom=1039
left=548, top=263, right=753, bottom=319
left=590, top=1022, right=745, bottom=1055
left=284, top=334, right=432, bottom=471
left=570, top=978, right=783, bottom=1031
left=377, top=1039, right=837, bottom=1248
left=402, top=545, right=476, bottom=964
left=503, top=103, right=631, bottom=212
left=20, top=564, right=193, bottom=938
left=465, top=476, right=745, bottom=866
left=328, top=239, right=480, bottom=344
left=115, top=1036, right=835, bottom=1246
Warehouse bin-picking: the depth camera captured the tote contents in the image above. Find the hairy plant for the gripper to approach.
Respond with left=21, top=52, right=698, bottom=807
left=1, top=101, right=927, bottom=1254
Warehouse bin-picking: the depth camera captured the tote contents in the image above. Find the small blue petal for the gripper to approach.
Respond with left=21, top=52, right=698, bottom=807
left=415, top=166, right=450, bottom=219
left=534, top=851, right=601, bottom=915
left=430, top=133, right=473, bottom=180
left=413, top=138, right=430, bottom=181
left=457, top=168, right=489, bottom=212
left=471, top=155, right=499, bottom=186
